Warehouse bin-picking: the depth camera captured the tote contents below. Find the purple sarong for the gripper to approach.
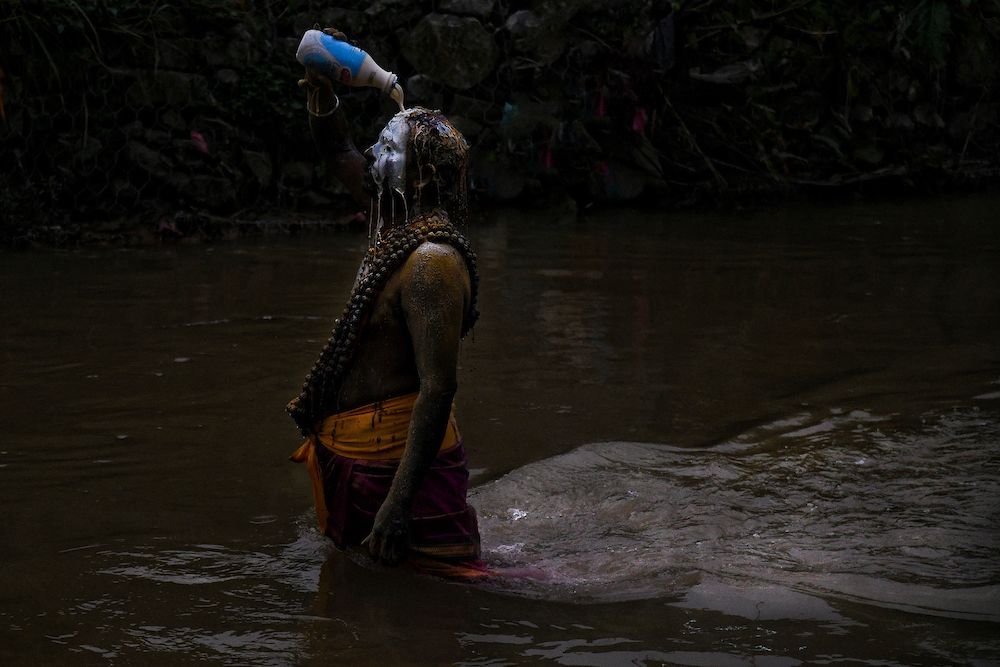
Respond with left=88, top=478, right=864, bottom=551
left=315, top=442, right=488, bottom=577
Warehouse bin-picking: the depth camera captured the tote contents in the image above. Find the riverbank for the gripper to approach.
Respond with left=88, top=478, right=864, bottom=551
left=6, top=186, right=997, bottom=250
left=2, top=1, right=997, bottom=247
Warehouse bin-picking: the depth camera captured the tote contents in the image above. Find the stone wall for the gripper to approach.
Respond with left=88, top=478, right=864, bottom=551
left=1, top=0, right=997, bottom=241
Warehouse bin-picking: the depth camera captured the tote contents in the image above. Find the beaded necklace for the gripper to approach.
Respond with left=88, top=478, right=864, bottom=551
left=287, top=209, right=479, bottom=434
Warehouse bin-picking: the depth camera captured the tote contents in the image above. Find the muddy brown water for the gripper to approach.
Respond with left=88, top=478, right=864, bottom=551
left=1, top=196, right=999, bottom=665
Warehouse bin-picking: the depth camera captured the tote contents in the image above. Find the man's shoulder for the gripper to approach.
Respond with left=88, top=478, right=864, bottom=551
left=401, top=241, right=468, bottom=281
left=393, top=241, right=471, bottom=311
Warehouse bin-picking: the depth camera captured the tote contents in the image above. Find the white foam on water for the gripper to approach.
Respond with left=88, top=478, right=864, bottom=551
left=471, top=408, right=1000, bottom=619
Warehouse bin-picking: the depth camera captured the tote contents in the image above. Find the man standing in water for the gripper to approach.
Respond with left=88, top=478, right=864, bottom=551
left=286, top=30, right=487, bottom=577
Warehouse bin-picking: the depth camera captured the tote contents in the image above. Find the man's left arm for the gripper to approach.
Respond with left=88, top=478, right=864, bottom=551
left=364, top=244, right=470, bottom=565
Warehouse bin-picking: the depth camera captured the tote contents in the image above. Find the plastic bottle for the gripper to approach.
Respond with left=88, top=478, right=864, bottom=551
left=296, top=29, right=405, bottom=110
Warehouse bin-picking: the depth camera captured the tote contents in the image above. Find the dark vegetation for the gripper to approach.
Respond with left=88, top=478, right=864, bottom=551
left=1, top=0, right=997, bottom=244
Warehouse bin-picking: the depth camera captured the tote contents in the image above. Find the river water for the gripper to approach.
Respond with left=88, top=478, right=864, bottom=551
left=1, top=196, right=998, bottom=665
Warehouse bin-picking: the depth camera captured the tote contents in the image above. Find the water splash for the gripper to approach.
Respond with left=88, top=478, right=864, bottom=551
left=472, top=407, right=1000, bottom=619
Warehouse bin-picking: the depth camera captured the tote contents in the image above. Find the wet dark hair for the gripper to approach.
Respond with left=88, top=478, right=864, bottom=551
left=406, top=109, right=470, bottom=227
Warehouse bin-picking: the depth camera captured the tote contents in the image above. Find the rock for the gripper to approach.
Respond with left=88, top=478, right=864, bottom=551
left=450, top=94, right=500, bottom=122
left=215, top=69, right=240, bottom=87
left=161, top=110, right=187, bottom=131
left=470, top=150, right=525, bottom=199
left=527, top=0, right=621, bottom=21
left=126, top=141, right=174, bottom=178
left=448, top=115, right=483, bottom=139
left=568, top=40, right=602, bottom=68
left=223, top=24, right=263, bottom=69
left=601, top=159, right=648, bottom=201
left=402, top=14, right=497, bottom=90
left=188, top=175, right=237, bottom=209
left=289, top=11, right=370, bottom=36
left=851, top=105, right=874, bottom=124
left=913, top=103, right=944, bottom=128
left=125, top=71, right=182, bottom=108
left=126, top=71, right=210, bottom=108
left=243, top=150, right=273, bottom=188
left=439, top=0, right=495, bottom=17
left=123, top=121, right=145, bottom=140
left=201, top=36, right=228, bottom=68
left=405, top=74, right=442, bottom=107
left=318, top=8, right=368, bottom=35
left=157, top=38, right=198, bottom=70
left=499, top=98, right=561, bottom=141
left=365, top=1, right=422, bottom=30
left=297, top=190, right=335, bottom=208
left=505, top=10, right=541, bottom=38
left=72, top=137, right=103, bottom=165
left=280, top=161, right=314, bottom=188
left=889, top=112, right=915, bottom=131
left=111, top=179, right=141, bottom=207
left=205, top=28, right=255, bottom=68
left=504, top=10, right=566, bottom=65
left=143, top=129, right=172, bottom=147
left=165, top=171, right=192, bottom=195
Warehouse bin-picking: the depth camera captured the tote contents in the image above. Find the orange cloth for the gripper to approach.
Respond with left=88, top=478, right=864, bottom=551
left=290, top=392, right=460, bottom=535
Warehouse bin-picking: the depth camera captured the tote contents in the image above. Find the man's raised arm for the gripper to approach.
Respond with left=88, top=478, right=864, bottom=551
left=298, top=35, right=369, bottom=208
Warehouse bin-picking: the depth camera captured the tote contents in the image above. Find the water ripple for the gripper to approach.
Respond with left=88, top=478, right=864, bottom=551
left=473, top=407, right=1000, bottom=619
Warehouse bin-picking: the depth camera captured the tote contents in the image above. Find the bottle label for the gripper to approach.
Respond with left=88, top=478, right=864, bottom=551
left=301, top=32, right=366, bottom=83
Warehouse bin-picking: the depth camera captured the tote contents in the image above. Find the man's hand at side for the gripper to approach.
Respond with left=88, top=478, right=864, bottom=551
left=365, top=499, right=411, bottom=565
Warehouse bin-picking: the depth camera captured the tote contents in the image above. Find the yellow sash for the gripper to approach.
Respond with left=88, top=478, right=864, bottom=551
left=290, top=392, right=461, bottom=533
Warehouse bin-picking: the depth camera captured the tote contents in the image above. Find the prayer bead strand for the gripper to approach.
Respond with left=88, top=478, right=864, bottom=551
left=287, top=210, right=479, bottom=434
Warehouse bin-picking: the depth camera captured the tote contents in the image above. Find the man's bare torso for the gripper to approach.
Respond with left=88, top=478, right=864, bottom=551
left=335, top=241, right=472, bottom=412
